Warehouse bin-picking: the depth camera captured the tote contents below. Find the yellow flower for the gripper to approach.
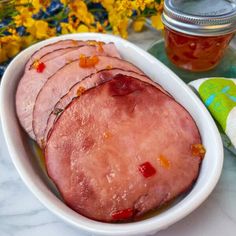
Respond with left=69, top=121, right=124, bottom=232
left=132, top=17, right=145, bottom=32
left=77, top=24, right=89, bottom=33
left=116, top=0, right=133, bottom=17
left=21, top=35, right=37, bottom=48
left=155, top=1, right=164, bottom=11
left=7, top=28, right=17, bottom=35
left=60, top=22, right=70, bottom=34
left=135, top=0, right=154, bottom=11
left=29, top=0, right=42, bottom=13
left=60, top=22, right=77, bottom=34
left=16, top=0, right=30, bottom=3
left=5, top=41, right=21, bottom=58
left=100, top=0, right=115, bottom=11
left=15, top=0, right=30, bottom=9
left=16, top=0, right=49, bottom=14
left=96, top=22, right=105, bottom=33
left=68, top=0, right=87, bottom=12
left=13, top=8, right=35, bottom=27
left=67, top=1, right=95, bottom=26
left=32, top=0, right=50, bottom=11
left=151, top=12, right=164, bottom=30
left=60, top=0, right=69, bottom=5
left=0, top=48, right=8, bottom=63
left=0, top=35, right=22, bottom=62
left=27, top=20, right=53, bottom=40
left=68, top=12, right=80, bottom=28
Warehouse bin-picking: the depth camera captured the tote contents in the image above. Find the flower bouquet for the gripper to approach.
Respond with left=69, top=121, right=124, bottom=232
left=0, top=0, right=164, bottom=77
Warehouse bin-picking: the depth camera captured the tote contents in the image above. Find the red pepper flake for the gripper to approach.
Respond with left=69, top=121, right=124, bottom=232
left=35, top=62, right=46, bottom=73
left=191, top=144, right=206, bottom=159
left=138, top=161, right=156, bottom=178
left=111, top=208, right=133, bottom=220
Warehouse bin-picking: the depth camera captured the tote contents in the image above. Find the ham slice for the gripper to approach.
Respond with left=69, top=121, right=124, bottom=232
left=44, top=68, right=169, bottom=143
left=16, top=44, right=120, bottom=139
left=45, top=74, right=202, bottom=222
left=29, top=47, right=78, bottom=69
left=33, top=57, right=144, bottom=147
left=29, top=43, right=121, bottom=69
left=25, top=40, right=87, bottom=71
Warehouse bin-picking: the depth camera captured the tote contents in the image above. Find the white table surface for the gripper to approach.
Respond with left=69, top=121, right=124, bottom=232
left=1, top=28, right=236, bottom=236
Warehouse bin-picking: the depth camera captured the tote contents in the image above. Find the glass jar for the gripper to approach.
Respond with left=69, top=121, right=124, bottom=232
left=162, top=0, right=236, bottom=72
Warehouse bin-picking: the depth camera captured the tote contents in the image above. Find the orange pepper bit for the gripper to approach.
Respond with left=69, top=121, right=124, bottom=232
left=97, top=42, right=104, bottom=52
left=76, top=86, right=86, bottom=97
left=158, top=155, right=170, bottom=169
left=88, top=40, right=105, bottom=46
left=106, top=65, right=113, bottom=69
left=79, top=54, right=99, bottom=68
left=72, top=40, right=79, bottom=46
left=40, top=139, right=45, bottom=149
left=88, top=41, right=104, bottom=52
left=33, top=60, right=40, bottom=69
left=79, top=54, right=86, bottom=66
left=103, top=131, right=112, bottom=139
left=191, top=144, right=206, bottom=159
left=87, top=40, right=97, bottom=46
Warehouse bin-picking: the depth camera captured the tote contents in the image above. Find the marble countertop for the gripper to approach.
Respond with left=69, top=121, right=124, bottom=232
left=1, top=29, right=236, bottom=236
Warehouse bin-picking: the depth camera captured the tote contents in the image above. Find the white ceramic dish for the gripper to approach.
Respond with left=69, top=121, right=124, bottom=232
left=0, top=33, right=223, bottom=236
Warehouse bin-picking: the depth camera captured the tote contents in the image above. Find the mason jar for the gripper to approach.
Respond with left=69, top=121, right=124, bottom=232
left=162, top=0, right=236, bottom=72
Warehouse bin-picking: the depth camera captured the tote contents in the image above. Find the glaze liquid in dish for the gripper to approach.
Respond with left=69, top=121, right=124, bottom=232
left=15, top=40, right=206, bottom=223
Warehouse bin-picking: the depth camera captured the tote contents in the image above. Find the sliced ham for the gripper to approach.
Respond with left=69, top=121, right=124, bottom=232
left=29, top=43, right=121, bottom=69
left=44, top=68, right=169, bottom=143
left=16, top=44, right=120, bottom=139
left=33, top=57, right=144, bottom=147
left=45, top=74, right=202, bottom=222
left=25, top=40, right=87, bottom=71
left=29, top=47, right=78, bottom=69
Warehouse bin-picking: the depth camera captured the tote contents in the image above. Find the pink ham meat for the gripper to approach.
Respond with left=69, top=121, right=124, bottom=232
left=44, top=68, right=170, bottom=143
left=33, top=57, right=144, bottom=147
left=29, top=43, right=121, bottom=69
left=45, top=74, right=202, bottom=222
left=16, top=44, right=120, bottom=139
left=29, top=47, right=78, bottom=69
left=25, top=40, right=87, bottom=70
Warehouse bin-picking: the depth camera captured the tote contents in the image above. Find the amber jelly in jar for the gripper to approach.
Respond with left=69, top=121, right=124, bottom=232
left=162, top=0, right=236, bottom=72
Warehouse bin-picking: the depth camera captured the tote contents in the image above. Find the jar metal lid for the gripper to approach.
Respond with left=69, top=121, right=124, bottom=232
left=162, top=0, right=236, bottom=36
